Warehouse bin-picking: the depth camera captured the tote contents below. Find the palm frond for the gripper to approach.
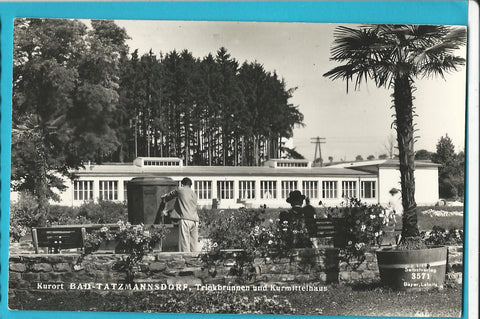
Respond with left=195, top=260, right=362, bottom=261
left=330, top=26, right=394, bottom=62
left=324, top=24, right=466, bottom=90
left=444, top=27, right=467, bottom=47
left=325, top=25, right=398, bottom=90
left=418, top=55, right=466, bottom=79
left=411, top=26, right=466, bottom=76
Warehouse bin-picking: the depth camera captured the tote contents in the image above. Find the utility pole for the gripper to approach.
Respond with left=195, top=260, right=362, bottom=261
left=311, top=137, right=326, bottom=167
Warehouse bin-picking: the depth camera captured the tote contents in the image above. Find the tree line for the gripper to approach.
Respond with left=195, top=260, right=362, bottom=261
left=118, top=47, right=303, bottom=166
left=11, top=18, right=303, bottom=222
left=11, top=19, right=303, bottom=195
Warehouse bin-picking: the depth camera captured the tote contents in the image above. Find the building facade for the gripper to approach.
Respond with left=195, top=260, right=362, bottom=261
left=44, top=157, right=440, bottom=209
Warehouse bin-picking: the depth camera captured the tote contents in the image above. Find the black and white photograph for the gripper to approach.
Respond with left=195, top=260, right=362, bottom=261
left=8, top=18, right=467, bottom=316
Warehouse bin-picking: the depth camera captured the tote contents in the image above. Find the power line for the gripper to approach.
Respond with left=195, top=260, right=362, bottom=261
left=310, top=137, right=326, bottom=167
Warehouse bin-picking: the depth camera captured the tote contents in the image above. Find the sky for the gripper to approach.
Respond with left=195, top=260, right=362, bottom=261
left=115, top=20, right=467, bottom=162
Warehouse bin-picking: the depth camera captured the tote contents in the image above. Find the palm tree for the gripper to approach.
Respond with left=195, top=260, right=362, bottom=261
left=324, top=25, right=466, bottom=241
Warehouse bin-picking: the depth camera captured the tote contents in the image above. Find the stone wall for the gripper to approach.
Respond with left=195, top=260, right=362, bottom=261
left=9, top=246, right=463, bottom=296
left=337, top=245, right=463, bottom=285
left=338, top=252, right=379, bottom=283
left=446, top=245, right=463, bottom=284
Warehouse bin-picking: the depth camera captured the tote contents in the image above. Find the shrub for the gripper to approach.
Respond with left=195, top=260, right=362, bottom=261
left=10, top=194, right=128, bottom=242
left=421, top=226, right=463, bottom=246
left=200, top=208, right=265, bottom=281
left=77, top=201, right=127, bottom=224
left=10, top=192, right=40, bottom=227
left=81, top=221, right=169, bottom=284
left=313, top=198, right=386, bottom=268
left=47, top=205, right=89, bottom=225
left=252, top=218, right=311, bottom=260
left=10, top=192, right=40, bottom=242
left=9, top=223, right=28, bottom=243
left=201, top=208, right=316, bottom=280
left=48, top=201, right=127, bottom=225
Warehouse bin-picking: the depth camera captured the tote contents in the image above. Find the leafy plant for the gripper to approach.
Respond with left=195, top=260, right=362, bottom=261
left=81, top=221, right=169, bottom=284
left=9, top=192, right=40, bottom=242
left=47, top=201, right=127, bottom=225
left=252, top=218, right=311, bottom=260
left=9, top=224, right=28, bottom=243
left=421, top=226, right=463, bottom=246
left=76, top=201, right=128, bottom=224
left=333, top=198, right=387, bottom=268
left=201, top=208, right=316, bottom=280
left=200, top=208, right=265, bottom=281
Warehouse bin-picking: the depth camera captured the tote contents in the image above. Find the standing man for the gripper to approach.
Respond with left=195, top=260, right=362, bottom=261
left=386, top=188, right=403, bottom=225
left=161, top=177, right=199, bottom=252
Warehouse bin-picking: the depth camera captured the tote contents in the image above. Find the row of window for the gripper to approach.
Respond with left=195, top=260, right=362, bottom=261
left=74, top=180, right=125, bottom=201
left=276, top=162, right=309, bottom=168
left=74, top=179, right=376, bottom=201
left=143, top=160, right=181, bottom=166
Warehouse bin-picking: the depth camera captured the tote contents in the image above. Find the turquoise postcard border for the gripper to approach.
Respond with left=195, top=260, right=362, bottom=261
left=0, top=1, right=470, bottom=319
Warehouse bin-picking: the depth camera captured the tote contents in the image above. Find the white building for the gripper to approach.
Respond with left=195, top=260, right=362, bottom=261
left=46, top=157, right=439, bottom=209
left=328, top=159, right=440, bottom=206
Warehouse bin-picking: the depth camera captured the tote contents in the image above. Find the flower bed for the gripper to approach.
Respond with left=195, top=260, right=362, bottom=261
left=421, top=209, right=463, bottom=217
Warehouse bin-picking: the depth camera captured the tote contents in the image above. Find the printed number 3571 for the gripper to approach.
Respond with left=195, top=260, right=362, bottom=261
left=411, top=273, right=430, bottom=280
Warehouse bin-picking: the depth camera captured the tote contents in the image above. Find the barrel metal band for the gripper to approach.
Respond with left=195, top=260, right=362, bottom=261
left=378, top=260, right=446, bottom=268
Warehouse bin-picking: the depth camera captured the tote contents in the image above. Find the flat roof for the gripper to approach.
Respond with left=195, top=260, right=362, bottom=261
left=73, top=164, right=376, bottom=178
left=329, top=158, right=441, bottom=168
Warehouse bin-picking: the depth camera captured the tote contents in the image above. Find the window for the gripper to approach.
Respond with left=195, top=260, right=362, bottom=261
left=239, top=181, right=255, bottom=199
left=217, top=180, right=234, bottom=200
left=143, top=159, right=181, bottom=166
left=74, top=180, right=93, bottom=201
left=361, top=181, right=376, bottom=199
left=277, top=162, right=308, bottom=168
left=124, top=181, right=129, bottom=202
left=195, top=181, right=212, bottom=200
left=342, top=181, right=357, bottom=198
left=260, top=181, right=277, bottom=199
left=302, top=181, right=318, bottom=199
left=281, top=181, right=298, bottom=198
left=322, top=181, right=338, bottom=198
left=99, top=181, right=118, bottom=201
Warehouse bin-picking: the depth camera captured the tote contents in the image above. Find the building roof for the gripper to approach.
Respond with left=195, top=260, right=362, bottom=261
left=328, top=158, right=441, bottom=173
left=74, top=163, right=376, bottom=178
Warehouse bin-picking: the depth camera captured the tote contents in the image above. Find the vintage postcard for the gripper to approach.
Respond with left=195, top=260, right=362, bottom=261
left=1, top=2, right=476, bottom=319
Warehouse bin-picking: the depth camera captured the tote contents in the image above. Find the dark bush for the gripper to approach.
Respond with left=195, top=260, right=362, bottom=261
left=47, top=205, right=85, bottom=225
left=10, top=192, right=41, bottom=228
left=76, top=201, right=127, bottom=224
left=47, top=201, right=127, bottom=225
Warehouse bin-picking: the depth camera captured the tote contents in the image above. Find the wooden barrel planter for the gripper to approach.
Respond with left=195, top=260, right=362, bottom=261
left=376, top=246, right=447, bottom=290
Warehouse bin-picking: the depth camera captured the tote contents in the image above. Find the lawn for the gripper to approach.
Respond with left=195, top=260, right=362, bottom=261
left=9, top=281, right=462, bottom=317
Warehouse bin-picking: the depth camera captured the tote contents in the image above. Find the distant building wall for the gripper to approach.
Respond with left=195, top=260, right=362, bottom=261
left=10, top=158, right=439, bottom=209
left=52, top=174, right=379, bottom=209
left=378, top=167, right=439, bottom=206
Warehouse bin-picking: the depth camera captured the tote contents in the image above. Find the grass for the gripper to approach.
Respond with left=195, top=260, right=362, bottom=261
left=417, top=213, right=463, bottom=231
left=9, top=281, right=462, bottom=317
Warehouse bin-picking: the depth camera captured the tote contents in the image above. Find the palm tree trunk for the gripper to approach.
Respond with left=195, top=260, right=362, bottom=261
left=393, top=75, right=419, bottom=239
